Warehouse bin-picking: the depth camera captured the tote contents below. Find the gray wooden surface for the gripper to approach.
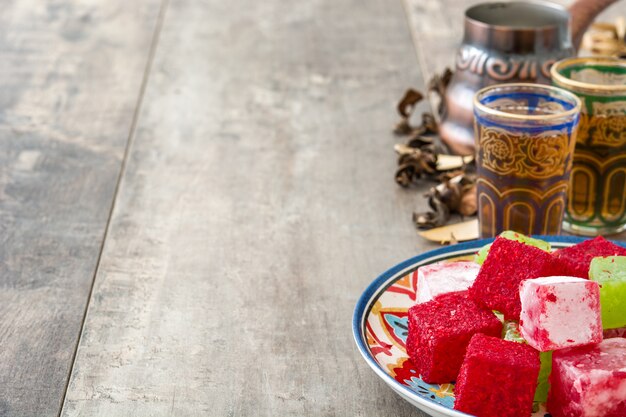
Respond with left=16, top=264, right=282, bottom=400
left=3, top=0, right=625, bottom=416
left=0, top=1, right=162, bottom=416
left=59, top=0, right=433, bottom=416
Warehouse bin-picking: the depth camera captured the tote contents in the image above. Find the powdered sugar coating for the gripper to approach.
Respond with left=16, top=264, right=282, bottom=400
left=454, top=333, right=540, bottom=417
left=552, top=236, right=626, bottom=278
left=549, top=338, right=626, bottom=417
left=470, top=237, right=559, bottom=320
left=406, top=292, right=502, bottom=384
left=519, top=276, right=602, bottom=352
left=416, top=261, right=480, bottom=304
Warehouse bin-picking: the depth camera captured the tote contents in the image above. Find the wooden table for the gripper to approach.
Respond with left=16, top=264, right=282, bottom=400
left=1, top=1, right=625, bottom=416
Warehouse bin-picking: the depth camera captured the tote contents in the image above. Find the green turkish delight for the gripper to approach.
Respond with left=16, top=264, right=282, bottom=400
left=501, top=320, right=551, bottom=405
left=589, top=256, right=626, bottom=329
left=475, top=231, right=551, bottom=265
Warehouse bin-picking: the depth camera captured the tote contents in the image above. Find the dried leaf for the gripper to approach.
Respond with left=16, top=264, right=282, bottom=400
left=413, top=211, right=439, bottom=228
left=458, top=173, right=477, bottom=187
left=459, top=184, right=477, bottom=217
left=434, top=179, right=462, bottom=212
left=394, top=144, right=438, bottom=186
left=406, top=135, right=434, bottom=149
left=427, top=68, right=453, bottom=117
left=397, top=89, right=423, bottom=118
left=421, top=113, right=438, bottom=134
left=390, top=70, right=480, bottom=236
left=394, top=143, right=419, bottom=156
left=397, top=153, right=416, bottom=165
left=427, top=68, right=452, bottom=95
left=418, top=155, right=437, bottom=175
left=395, top=164, right=416, bottom=187
left=436, top=154, right=474, bottom=171
left=413, top=200, right=449, bottom=229
left=414, top=172, right=477, bottom=229
left=418, top=219, right=479, bottom=244
left=393, top=118, right=413, bottom=135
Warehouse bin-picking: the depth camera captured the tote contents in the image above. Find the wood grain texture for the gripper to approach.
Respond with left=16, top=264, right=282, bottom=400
left=60, top=0, right=437, bottom=416
left=0, top=1, right=162, bottom=416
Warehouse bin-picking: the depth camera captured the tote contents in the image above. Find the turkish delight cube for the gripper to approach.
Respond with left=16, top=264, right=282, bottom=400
left=406, top=291, right=502, bottom=384
left=604, top=326, right=626, bottom=339
left=416, top=261, right=480, bottom=304
left=552, top=236, right=626, bottom=278
left=548, top=338, right=626, bottom=417
left=469, top=237, right=558, bottom=320
left=519, top=276, right=602, bottom=351
left=454, top=333, right=540, bottom=417
left=589, top=256, right=626, bottom=329
left=502, top=320, right=552, bottom=404
left=475, top=230, right=551, bottom=265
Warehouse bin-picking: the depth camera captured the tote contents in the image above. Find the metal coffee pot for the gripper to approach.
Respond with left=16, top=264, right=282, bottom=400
left=439, top=0, right=619, bottom=155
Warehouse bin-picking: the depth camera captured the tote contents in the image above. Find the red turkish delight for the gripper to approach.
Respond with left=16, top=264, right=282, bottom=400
left=548, top=338, right=626, bottom=417
left=406, top=291, right=502, bottom=384
left=454, top=333, right=540, bottom=417
left=552, top=236, right=626, bottom=278
left=604, top=326, right=626, bottom=339
left=469, top=237, right=558, bottom=320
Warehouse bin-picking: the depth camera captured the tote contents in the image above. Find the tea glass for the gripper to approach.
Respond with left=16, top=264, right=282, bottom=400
left=473, top=83, right=581, bottom=238
left=551, top=57, right=626, bottom=235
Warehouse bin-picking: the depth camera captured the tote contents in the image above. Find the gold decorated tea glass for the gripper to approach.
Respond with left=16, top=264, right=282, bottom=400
left=474, top=83, right=581, bottom=238
left=552, top=57, right=626, bottom=236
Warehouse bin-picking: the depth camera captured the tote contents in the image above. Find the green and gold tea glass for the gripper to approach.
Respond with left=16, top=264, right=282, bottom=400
left=474, top=83, right=581, bottom=238
left=552, top=57, right=626, bottom=235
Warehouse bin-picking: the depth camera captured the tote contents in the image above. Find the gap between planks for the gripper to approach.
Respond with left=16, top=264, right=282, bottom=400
left=57, top=0, right=172, bottom=415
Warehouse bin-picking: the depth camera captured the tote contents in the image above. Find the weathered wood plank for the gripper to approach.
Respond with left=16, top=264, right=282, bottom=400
left=61, top=0, right=436, bottom=416
left=0, top=1, right=162, bottom=416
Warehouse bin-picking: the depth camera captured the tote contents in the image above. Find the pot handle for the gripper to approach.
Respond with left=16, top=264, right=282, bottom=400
left=570, top=0, right=620, bottom=50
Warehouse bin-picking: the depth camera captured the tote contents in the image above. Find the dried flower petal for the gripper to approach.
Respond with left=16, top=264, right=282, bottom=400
left=434, top=180, right=462, bottom=212
left=406, top=135, right=434, bottom=149
left=394, top=143, right=420, bottom=156
left=459, top=184, right=477, bottom=217
left=393, top=118, right=413, bottom=135
left=418, top=219, right=479, bottom=243
left=436, top=154, right=474, bottom=171
left=413, top=201, right=450, bottom=229
left=397, top=89, right=424, bottom=118
left=427, top=68, right=453, bottom=116
left=395, top=164, right=416, bottom=187
left=421, top=113, right=439, bottom=134
left=390, top=69, right=480, bottom=239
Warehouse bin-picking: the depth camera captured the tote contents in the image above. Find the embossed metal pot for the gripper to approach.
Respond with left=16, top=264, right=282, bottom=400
left=440, top=0, right=619, bottom=155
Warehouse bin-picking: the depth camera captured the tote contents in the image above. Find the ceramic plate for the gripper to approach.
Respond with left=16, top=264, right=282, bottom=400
left=352, top=235, right=612, bottom=417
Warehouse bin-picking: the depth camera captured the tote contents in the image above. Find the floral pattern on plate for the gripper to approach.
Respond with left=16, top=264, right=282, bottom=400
left=352, top=239, right=600, bottom=417
left=366, top=268, right=460, bottom=409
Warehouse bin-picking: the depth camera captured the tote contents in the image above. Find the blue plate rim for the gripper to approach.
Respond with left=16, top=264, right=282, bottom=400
left=351, top=235, right=620, bottom=416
